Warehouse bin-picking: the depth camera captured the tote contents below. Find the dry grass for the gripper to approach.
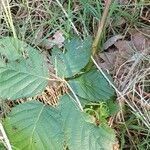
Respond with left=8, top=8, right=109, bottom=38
left=114, top=49, right=150, bottom=128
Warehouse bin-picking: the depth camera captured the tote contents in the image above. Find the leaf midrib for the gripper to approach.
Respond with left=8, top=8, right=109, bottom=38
left=29, top=105, right=45, bottom=147
left=0, top=66, right=48, bottom=80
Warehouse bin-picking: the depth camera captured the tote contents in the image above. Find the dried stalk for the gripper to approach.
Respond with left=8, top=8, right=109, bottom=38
left=92, top=0, right=113, bottom=56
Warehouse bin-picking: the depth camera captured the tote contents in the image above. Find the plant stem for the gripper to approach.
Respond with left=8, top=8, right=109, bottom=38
left=92, top=0, right=113, bottom=56
left=85, top=0, right=112, bottom=71
left=85, top=0, right=113, bottom=71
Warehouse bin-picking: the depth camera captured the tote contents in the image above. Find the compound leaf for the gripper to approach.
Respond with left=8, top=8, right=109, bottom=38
left=0, top=37, right=48, bottom=100
left=4, top=96, right=115, bottom=150
left=3, top=101, right=63, bottom=150
left=69, top=69, right=115, bottom=102
left=52, top=37, right=92, bottom=78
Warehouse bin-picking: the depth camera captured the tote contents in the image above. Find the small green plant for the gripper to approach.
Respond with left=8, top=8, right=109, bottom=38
left=0, top=141, right=6, bottom=150
left=0, top=36, right=116, bottom=150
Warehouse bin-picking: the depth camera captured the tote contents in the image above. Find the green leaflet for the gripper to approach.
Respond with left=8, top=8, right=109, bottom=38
left=3, top=101, right=64, bottom=150
left=58, top=95, right=115, bottom=150
left=0, top=37, right=23, bottom=61
left=0, top=37, right=48, bottom=100
left=69, top=69, right=115, bottom=102
left=4, top=95, right=115, bottom=150
left=52, top=37, right=92, bottom=78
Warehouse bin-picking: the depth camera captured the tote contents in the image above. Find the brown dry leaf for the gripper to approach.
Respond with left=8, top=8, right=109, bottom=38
left=129, top=27, right=150, bottom=38
left=113, top=40, right=135, bottom=74
left=53, top=31, right=65, bottom=47
left=103, top=35, right=124, bottom=50
left=114, top=40, right=134, bottom=58
left=95, top=51, right=118, bottom=70
left=41, top=30, right=65, bottom=50
left=96, top=39, right=135, bottom=72
left=96, top=31, right=149, bottom=72
left=131, top=32, right=150, bottom=51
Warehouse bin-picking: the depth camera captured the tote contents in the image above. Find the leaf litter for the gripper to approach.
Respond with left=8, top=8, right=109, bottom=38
left=97, top=28, right=150, bottom=73
left=96, top=27, right=150, bottom=129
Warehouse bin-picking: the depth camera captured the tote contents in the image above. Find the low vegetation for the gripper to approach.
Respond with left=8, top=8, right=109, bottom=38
left=0, top=0, right=149, bottom=150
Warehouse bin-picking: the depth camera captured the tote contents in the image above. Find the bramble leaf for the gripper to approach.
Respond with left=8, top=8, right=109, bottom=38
left=52, top=37, right=92, bottom=78
left=0, top=37, right=23, bottom=61
left=3, top=101, right=63, bottom=150
left=4, top=95, right=115, bottom=150
left=58, top=95, right=115, bottom=150
left=0, top=37, right=48, bottom=100
left=69, top=69, right=115, bottom=102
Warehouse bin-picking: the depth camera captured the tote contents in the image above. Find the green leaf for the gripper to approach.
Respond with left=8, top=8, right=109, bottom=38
left=0, top=37, right=48, bottom=100
left=3, top=96, right=115, bottom=150
left=3, top=101, right=63, bottom=150
left=59, top=95, right=115, bottom=150
left=0, top=37, right=23, bottom=61
left=107, top=100, right=120, bottom=116
left=52, top=37, right=92, bottom=78
left=0, top=141, right=6, bottom=150
left=69, top=69, right=115, bottom=102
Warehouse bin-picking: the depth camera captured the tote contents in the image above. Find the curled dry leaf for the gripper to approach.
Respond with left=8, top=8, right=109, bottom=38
left=103, top=35, right=123, bottom=50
